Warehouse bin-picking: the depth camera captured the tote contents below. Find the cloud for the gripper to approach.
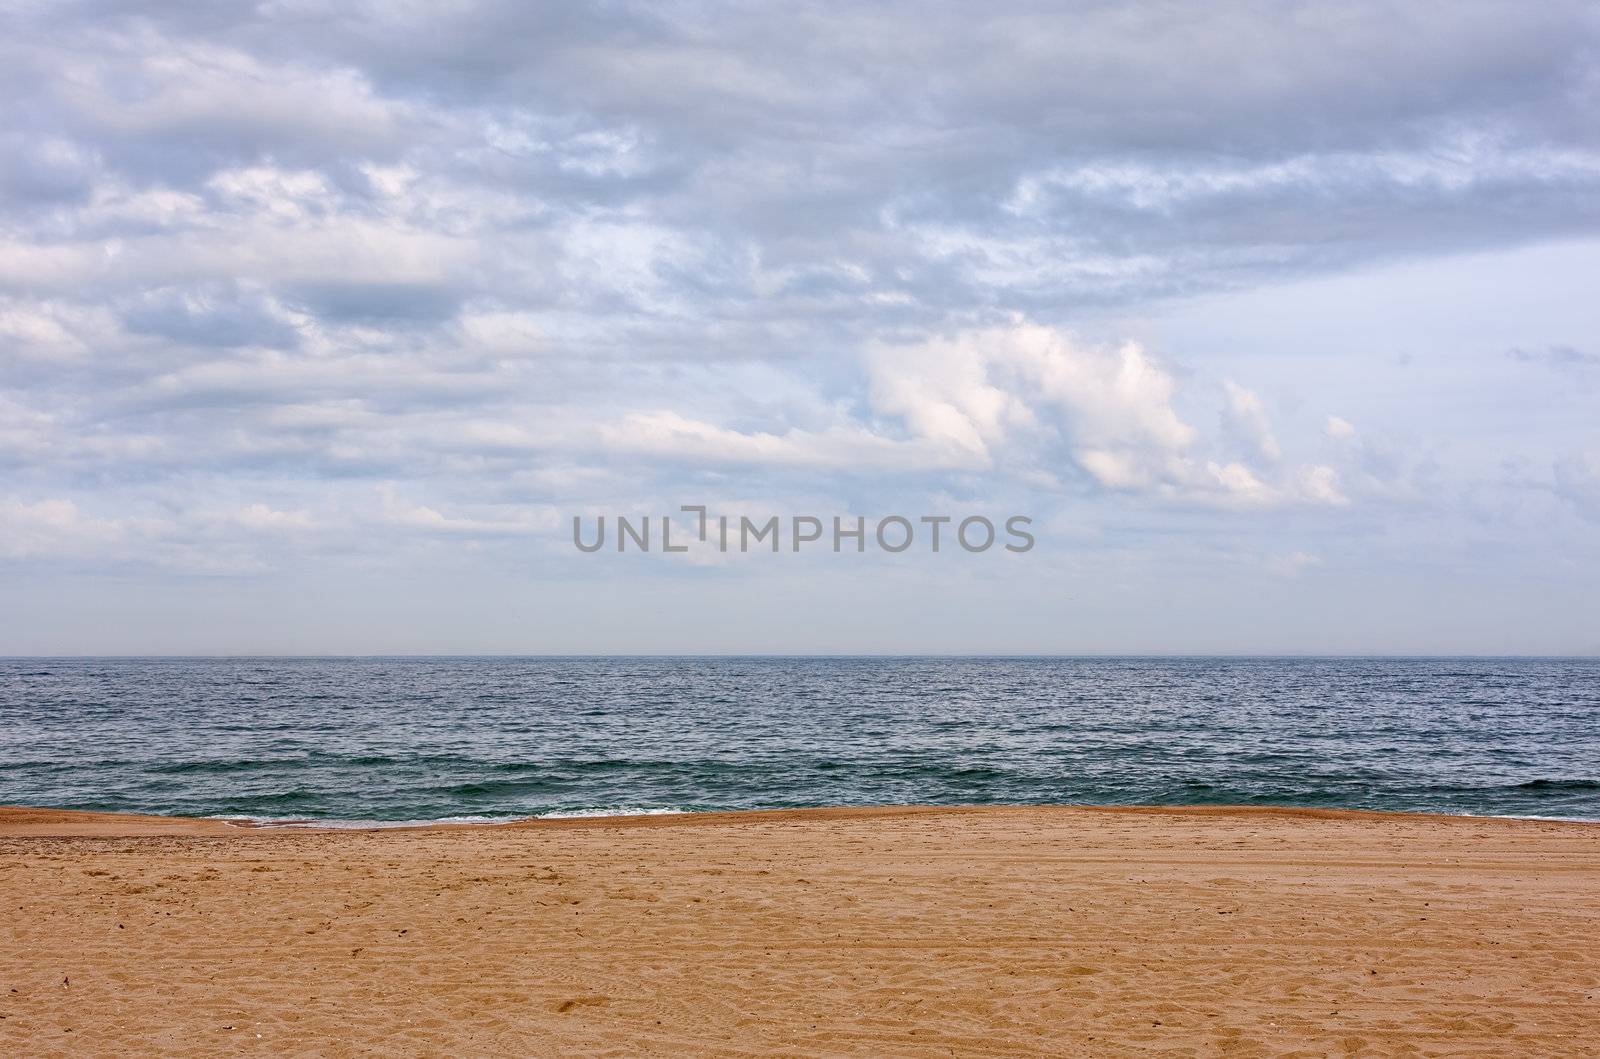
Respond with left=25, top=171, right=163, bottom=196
left=40, top=32, right=412, bottom=169
left=1507, top=344, right=1600, bottom=371
left=870, top=324, right=1200, bottom=488
left=119, top=283, right=301, bottom=349
left=0, top=0, right=1594, bottom=611
left=1554, top=451, right=1600, bottom=521
left=0, top=498, right=140, bottom=561
left=600, top=411, right=976, bottom=473
left=870, top=323, right=1344, bottom=507
left=1295, top=465, right=1349, bottom=507
left=1220, top=381, right=1282, bottom=463
left=280, top=280, right=463, bottom=325
left=3, top=3, right=1596, bottom=376
left=583, top=320, right=1355, bottom=510
left=5, top=2, right=1598, bottom=337
left=376, top=486, right=558, bottom=537
left=229, top=503, right=314, bottom=532
left=0, top=300, right=100, bottom=361
left=1266, top=551, right=1322, bottom=578
left=0, top=134, right=99, bottom=204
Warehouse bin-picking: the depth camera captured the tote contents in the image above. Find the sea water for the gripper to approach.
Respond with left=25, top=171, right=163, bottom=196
left=1, top=657, right=1596, bottom=823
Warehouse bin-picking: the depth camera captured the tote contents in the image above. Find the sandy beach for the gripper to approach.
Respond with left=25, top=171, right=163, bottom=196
left=1, top=805, right=1597, bottom=1057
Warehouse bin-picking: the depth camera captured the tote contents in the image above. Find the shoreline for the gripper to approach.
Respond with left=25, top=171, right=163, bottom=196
left=4, top=800, right=1598, bottom=838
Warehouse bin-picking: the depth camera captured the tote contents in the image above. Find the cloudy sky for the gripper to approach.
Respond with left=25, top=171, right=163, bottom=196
left=2, top=0, right=1598, bottom=654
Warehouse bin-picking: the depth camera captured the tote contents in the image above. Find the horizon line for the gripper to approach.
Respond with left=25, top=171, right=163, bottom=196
left=2, top=653, right=1597, bottom=661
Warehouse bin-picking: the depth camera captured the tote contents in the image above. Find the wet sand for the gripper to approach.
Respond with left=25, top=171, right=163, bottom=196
left=1, top=804, right=1597, bottom=1056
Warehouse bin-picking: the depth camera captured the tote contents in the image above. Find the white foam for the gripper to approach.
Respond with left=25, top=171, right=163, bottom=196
left=535, top=807, right=688, bottom=819
left=1481, top=813, right=1600, bottom=823
left=210, top=808, right=691, bottom=829
left=213, top=814, right=511, bottom=830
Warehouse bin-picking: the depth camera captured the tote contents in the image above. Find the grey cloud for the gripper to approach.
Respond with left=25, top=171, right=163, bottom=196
left=0, top=135, right=100, bottom=205
left=244, top=2, right=1594, bottom=152
left=279, top=281, right=464, bottom=325
left=1554, top=452, right=1600, bottom=521
left=1507, top=344, right=1600, bottom=370
left=13, top=4, right=1599, bottom=247
left=120, top=283, right=301, bottom=349
left=4, top=0, right=1597, bottom=356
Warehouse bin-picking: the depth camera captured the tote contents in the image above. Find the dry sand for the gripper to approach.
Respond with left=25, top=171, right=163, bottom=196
left=1, top=804, right=1596, bottom=1057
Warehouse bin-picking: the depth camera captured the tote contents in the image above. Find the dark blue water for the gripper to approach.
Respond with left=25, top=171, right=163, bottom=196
left=1, top=657, right=1597, bottom=823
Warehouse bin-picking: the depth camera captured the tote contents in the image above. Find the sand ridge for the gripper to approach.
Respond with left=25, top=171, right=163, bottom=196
left=1, top=805, right=1597, bottom=1056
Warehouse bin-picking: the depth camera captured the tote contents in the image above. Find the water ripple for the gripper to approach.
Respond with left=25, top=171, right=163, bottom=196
left=0, top=657, right=1596, bottom=821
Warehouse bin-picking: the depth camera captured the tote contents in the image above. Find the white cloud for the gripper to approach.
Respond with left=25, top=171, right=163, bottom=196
left=872, top=323, right=1198, bottom=488
left=0, top=498, right=126, bottom=559
left=206, top=166, right=340, bottom=224
left=1266, top=550, right=1322, bottom=578
left=56, top=36, right=408, bottom=156
left=1201, top=461, right=1276, bottom=507
left=600, top=410, right=979, bottom=472
left=231, top=503, right=314, bottom=532
left=1295, top=465, right=1349, bottom=507
left=1554, top=450, right=1600, bottom=521
left=0, top=301, right=91, bottom=360
left=376, top=486, right=557, bottom=536
left=1221, top=380, right=1282, bottom=462
left=867, top=334, right=1033, bottom=461
left=870, top=322, right=1345, bottom=508
left=587, top=322, right=1357, bottom=510
left=1014, top=141, right=1600, bottom=216
left=1325, top=415, right=1357, bottom=439
left=457, top=311, right=548, bottom=358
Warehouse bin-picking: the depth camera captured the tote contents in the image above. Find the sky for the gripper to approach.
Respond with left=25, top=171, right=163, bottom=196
left=1, top=0, right=1598, bottom=654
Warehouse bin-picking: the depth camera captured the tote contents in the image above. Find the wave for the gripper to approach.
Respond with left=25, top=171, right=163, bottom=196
left=1512, top=779, right=1600, bottom=792
left=150, top=759, right=286, bottom=775
left=535, top=807, right=687, bottom=819
left=214, top=814, right=513, bottom=830
left=432, top=778, right=560, bottom=798
left=212, top=806, right=691, bottom=828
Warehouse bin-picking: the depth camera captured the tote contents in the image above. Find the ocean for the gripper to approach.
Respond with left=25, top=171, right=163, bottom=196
left=1, top=657, right=1596, bottom=823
